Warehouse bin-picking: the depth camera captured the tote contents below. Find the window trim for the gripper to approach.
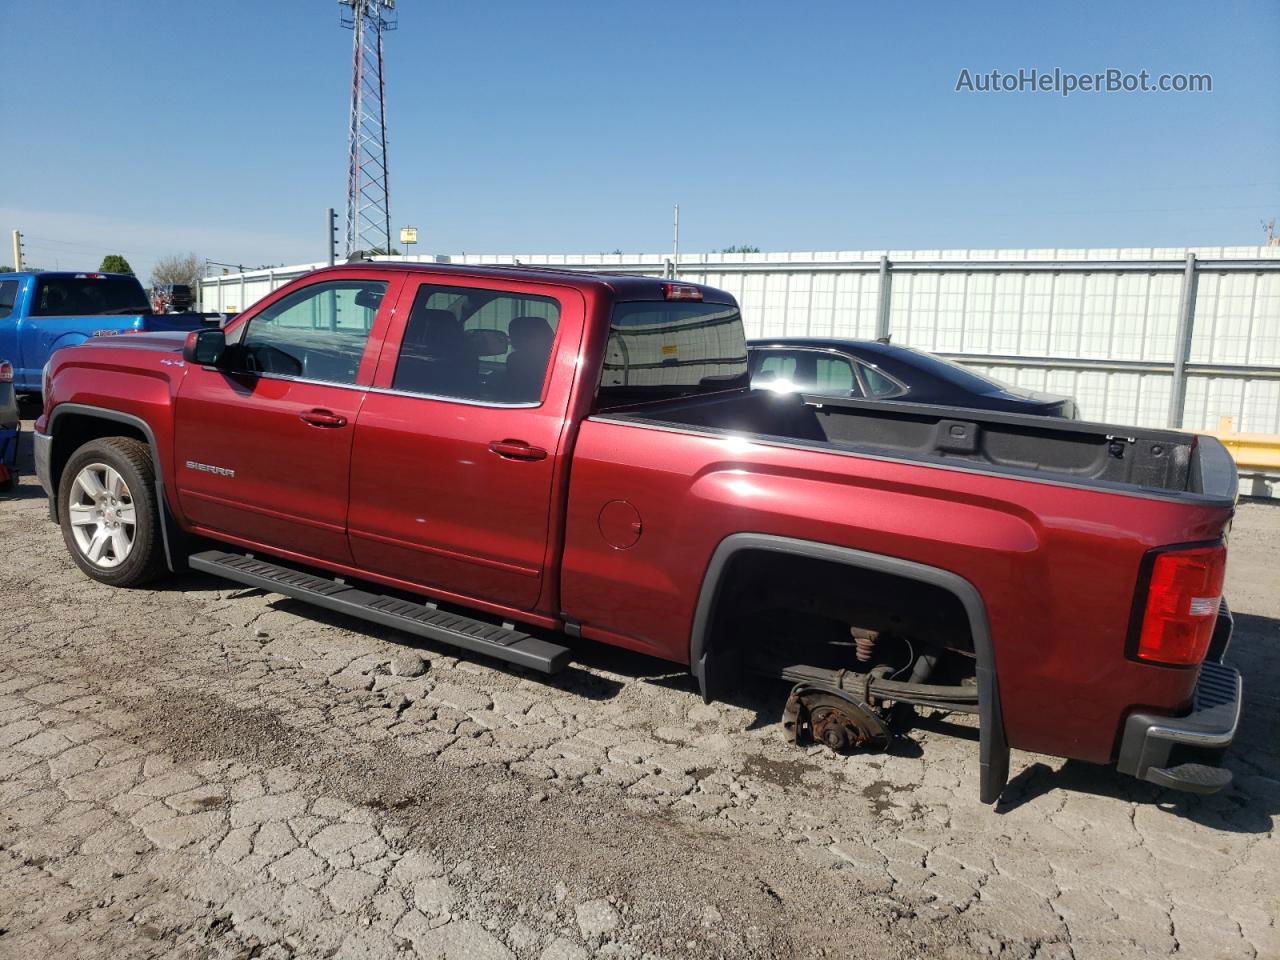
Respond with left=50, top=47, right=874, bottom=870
left=219, top=370, right=544, bottom=409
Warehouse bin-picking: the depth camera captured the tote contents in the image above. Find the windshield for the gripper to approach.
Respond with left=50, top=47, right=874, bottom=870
left=32, top=274, right=151, bottom=316
left=597, top=300, right=749, bottom=409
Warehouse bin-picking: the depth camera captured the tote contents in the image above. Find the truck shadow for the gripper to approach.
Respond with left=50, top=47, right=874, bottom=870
left=996, top=611, right=1280, bottom=832
left=191, top=580, right=626, bottom=702
left=173, top=565, right=1278, bottom=830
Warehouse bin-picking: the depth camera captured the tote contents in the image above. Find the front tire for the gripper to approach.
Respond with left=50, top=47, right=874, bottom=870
left=59, top=437, right=166, bottom=587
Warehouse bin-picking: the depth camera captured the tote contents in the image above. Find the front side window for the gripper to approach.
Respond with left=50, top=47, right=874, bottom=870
left=392, top=283, right=561, bottom=403
left=238, top=279, right=386, bottom=384
left=0, top=280, right=18, bottom=321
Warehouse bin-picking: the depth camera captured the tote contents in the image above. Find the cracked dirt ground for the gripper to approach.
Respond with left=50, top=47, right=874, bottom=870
left=1, top=435, right=1277, bottom=959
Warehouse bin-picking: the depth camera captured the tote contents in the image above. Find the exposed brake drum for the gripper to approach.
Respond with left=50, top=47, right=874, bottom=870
left=782, top=683, right=891, bottom=753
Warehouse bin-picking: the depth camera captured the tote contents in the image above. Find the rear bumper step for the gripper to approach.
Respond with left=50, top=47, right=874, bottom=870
left=1117, top=660, right=1241, bottom=795
left=189, top=550, right=572, bottom=674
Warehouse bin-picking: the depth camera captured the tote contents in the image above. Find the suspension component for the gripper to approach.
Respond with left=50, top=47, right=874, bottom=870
left=851, top=626, right=878, bottom=662
left=783, top=683, right=892, bottom=753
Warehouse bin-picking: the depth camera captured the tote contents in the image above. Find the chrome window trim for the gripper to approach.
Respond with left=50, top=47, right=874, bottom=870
left=244, top=370, right=543, bottom=409
left=367, top=384, right=542, bottom=409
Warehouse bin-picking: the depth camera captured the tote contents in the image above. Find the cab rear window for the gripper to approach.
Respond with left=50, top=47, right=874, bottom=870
left=33, top=275, right=151, bottom=317
left=597, top=301, right=748, bottom=409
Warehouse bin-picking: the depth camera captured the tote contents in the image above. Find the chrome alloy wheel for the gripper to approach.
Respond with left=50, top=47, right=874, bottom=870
left=67, top=462, right=136, bottom=569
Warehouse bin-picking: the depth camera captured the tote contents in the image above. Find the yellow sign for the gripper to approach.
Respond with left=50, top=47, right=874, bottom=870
left=399, top=226, right=418, bottom=245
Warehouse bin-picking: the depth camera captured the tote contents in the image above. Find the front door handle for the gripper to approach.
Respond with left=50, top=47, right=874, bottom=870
left=300, top=409, right=348, bottom=428
left=488, top=439, right=547, bottom=461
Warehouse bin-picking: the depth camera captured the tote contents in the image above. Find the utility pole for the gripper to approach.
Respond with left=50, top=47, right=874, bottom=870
left=340, top=0, right=397, bottom=257
left=11, top=230, right=23, bottom=271
left=327, top=208, right=338, bottom=265
left=671, top=204, right=680, bottom=279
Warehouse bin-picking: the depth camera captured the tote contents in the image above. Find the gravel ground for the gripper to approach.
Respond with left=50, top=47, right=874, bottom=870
left=1, top=427, right=1277, bottom=960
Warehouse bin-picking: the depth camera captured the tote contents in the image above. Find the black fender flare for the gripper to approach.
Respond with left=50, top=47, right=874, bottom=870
left=688, top=533, right=1010, bottom=803
left=46, top=403, right=179, bottom=573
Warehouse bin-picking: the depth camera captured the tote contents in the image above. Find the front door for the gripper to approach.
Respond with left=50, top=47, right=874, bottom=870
left=348, top=277, right=582, bottom=611
left=174, top=275, right=396, bottom=564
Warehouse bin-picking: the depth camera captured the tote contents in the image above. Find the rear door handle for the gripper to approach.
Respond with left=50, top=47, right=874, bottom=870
left=300, top=409, right=347, bottom=428
left=488, top=439, right=547, bottom=461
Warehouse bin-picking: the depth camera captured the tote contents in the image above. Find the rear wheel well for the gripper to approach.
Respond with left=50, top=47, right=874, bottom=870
left=702, top=547, right=977, bottom=686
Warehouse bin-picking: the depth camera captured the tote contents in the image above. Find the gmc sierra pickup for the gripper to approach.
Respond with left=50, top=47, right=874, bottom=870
left=33, top=262, right=1242, bottom=803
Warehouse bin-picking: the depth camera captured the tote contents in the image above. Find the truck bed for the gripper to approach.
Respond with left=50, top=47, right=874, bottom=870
left=599, top=389, right=1238, bottom=504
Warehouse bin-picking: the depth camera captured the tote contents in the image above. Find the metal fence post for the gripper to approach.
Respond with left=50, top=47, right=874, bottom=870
left=1168, top=252, right=1198, bottom=429
left=874, top=255, right=892, bottom=340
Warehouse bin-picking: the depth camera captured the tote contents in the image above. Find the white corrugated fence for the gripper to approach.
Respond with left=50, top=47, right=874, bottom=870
left=199, top=246, right=1280, bottom=440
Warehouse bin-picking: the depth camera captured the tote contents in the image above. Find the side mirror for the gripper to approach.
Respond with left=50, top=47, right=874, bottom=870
left=184, top=328, right=226, bottom=366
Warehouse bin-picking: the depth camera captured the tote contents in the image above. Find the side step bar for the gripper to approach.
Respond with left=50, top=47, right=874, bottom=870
left=189, top=550, right=572, bottom=674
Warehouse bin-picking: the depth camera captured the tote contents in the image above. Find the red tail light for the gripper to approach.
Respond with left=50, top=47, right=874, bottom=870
left=0, top=361, right=12, bottom=383
left=1136, top=544, right=1227, bottom=665
left=663, top=282, right=703, bottom=301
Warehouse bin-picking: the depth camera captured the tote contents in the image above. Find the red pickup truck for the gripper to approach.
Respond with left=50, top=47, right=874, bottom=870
left=34, top=262, right=1242, bottom=803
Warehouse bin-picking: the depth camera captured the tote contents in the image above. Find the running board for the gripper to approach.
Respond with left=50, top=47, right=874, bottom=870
left=188, top=550, right=572, bottom=674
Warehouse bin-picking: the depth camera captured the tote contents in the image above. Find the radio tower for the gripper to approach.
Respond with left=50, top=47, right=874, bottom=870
left=340, top=0, right=396, bottom=257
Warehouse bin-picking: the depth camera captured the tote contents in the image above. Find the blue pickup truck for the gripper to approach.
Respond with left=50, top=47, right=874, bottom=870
left=0, top=271, right=209, bottom=394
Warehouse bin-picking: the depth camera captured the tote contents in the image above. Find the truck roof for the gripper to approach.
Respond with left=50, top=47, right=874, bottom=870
left=0, top=271, right=139, bottom=281
left=307, top=261, right=737, bottom=305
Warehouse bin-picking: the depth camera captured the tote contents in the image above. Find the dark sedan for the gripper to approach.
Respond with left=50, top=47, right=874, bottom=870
left=748, top=337, right=1078, bottom=418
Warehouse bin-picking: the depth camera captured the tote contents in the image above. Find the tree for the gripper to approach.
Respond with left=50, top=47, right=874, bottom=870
left=99, top=254, right=134, bottom=275
left=151, top=252, right=202, bottom=289
left=720, top=245, right=761, bottom=254
left=0, top=265, right=13, bottom=273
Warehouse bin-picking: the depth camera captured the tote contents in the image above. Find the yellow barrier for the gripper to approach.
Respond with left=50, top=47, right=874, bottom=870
left=1212, top=418, right=1280, bottom=471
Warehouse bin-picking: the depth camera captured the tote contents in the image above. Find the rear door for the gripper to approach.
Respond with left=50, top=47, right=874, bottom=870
left=348, top=276, right=583, bottom=611
left=174, top=273, right=399, bottom=564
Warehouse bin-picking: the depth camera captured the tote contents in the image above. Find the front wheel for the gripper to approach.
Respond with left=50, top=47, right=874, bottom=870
left=58, top=437, right=166, bottom=587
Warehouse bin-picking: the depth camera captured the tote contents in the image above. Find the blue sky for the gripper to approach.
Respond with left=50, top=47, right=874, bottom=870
left=3, top=0, right=1277, bottom=281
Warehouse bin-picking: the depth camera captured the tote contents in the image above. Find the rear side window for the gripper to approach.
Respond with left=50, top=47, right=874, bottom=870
left=598, top=301, right=748, bottom=409
left=238, top=279, right=386, bottom=384
left=750, top=349, right=862, bottom=398
left=32, top=275, right=151, bottom=316
left=815, top=355, right=859, bottom=395
left=858, top=362, right=905, bottom=398
left=392, top=283, right=561, bottom=404
left=754, top=352, right=798, bottom=384
left=0, top=280, right=18, bottom=320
